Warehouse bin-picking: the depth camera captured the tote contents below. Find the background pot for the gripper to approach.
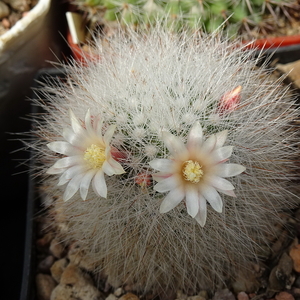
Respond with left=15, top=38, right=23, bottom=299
left=248, top=34, right=300, bottom=50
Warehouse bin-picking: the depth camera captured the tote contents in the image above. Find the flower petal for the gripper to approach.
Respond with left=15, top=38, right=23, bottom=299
left=194, top=195, right=207, bottom=227
left=186, top=188, right=199, bottom=218
left=187, top=122, right=203, bottom=149
left=212, top=146, right=233, bottom=163
left=202, top=134, right=216, bottom=153
left=95, top=117, right=103, bottom=136
left=201, top=186, right=223, bottom=213
left=217, top=188, right=236, bottom=197
left=69, top=109, right=84, bottom=135
left=80, top=169, right=97, bottom=200
left=52, top=155, right=82, bottom=169
left=162, top=131, right=188, bottom=158
left=63, top=172, right=86, bottom=201
left=209, top=176, right=235, bottom=190
left=152, top=172, right=171, bottom=182
left=47, top=141, right=79, bottom=156
left=102, top=160, right=117, bottom=176
left=63, top=127, right=85, bottom=149
left=215, top=163, right=246, bottom=177
left=104, top=125, right=116, bottom=145
left=92, top=170, right=107, bottom=198
left=149, top=158, right=173, bottom=172
left=107, top=157, right=125, bottom=174
left=46, top=166, right=66, bottom=174
left=58, top=165, right=85, bottom=186
left=215, top=130, right=228, bottom=148
left=159, top=188, right=185, bottom=213
left=84, top=109, right=94, bottom=136
left=154, top=175, right=177, bottom=193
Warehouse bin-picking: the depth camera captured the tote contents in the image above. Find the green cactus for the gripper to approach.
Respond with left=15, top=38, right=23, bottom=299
left=72, top=0, right=299, bottom=38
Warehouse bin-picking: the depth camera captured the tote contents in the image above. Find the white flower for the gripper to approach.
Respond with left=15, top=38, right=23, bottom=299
left=47, top=110, right=125, bottom=201
left=149, top=122, right=245, bottom=227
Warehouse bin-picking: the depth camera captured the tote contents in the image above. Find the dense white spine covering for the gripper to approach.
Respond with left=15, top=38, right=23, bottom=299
left=32, top=28, right=299, bottom=294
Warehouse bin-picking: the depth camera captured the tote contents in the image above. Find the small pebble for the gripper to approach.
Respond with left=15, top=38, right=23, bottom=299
left=38, top=255, right=56, bottom=274
left=51, top=282, right=102, bottom=300
left=50, top=284, right=74, bottom=300
left=271, top=230, right=289, bottom=257
left=49, top=239, right=66, bottom=259
left=8, top=11, right=22, bottom=27
left=119, top=293, right=139, bottom=300
left=275, top=291, right=295, bottom=300
left=50, top=258, right=68, bottom=283
left=68, top=243, right=94, bottom=271
left=290, top=244, right=300, bottom=272
left=237, top=292, right=249, bottom=300
left=187, top=296, right=205, bottom=300
left=123, top=284, right=137, bottom=292
left=2, top=18, right=10, bottom=28
left=3, top=0, right=30, bottom=12
left=232, top=271, right=260, bottom=294
left=0, top=2, right=9, bottom=19
left=36, top=273, right=57, bottom=300
left=177, top=290, right=188, bottom=300
left=22, top=11, right=28, bottom=17
left=268, top=252, right=294, bottom=294
left=37, top=232, right=54, bottom=249
left=58, top=264, right=103, bottom=300
left=114, top=287, right=124, bottom=297
left=198, top=291, right=208, bottom=299
left=212, top=289, right=235, bottom=300
left=106, top=294, right=118, bottom=300
left=60, top=264, right=89, bottom=286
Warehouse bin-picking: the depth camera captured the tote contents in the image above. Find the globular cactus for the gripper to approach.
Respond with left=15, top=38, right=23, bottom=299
left=72, top=0, right=300, bottom=38
left=32, top=27, right=299, bottom=296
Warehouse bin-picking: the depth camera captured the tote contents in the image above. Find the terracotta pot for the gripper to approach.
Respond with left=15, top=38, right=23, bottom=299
left=67, top=30, right=101, bottom=63
left=246, top=34, right=300, bottom=50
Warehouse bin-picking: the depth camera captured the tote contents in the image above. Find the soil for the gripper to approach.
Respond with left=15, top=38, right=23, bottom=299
left=34, top=204, right=300, bottom=300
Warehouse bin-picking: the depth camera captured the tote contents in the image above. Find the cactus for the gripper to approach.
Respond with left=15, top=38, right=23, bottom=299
left=32, top=27, right=299, bottom=296
left=72, top=0, right=300, bottom=38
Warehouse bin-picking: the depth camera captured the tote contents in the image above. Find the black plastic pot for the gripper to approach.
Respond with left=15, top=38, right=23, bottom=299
left=1, top=2, right=70, bottom=299
left=20, top=68, right=67, bottom=300
left=258, top=43, right=300, bottom=65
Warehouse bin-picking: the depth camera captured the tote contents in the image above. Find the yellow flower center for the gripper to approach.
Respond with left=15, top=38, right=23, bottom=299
left=84, top=144, right=106, bottom=169
left=182, top=160, right=203, bottom=184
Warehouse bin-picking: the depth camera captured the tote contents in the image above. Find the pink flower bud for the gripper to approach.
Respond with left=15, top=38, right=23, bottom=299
left=218, top=86, right=242, bottom=114
left=111, top=147, right=127, bottom=162
left=135, top=172, right=152, bottom=187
